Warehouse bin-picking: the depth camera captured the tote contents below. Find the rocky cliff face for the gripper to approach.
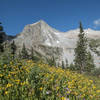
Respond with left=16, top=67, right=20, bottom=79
left=10, top=20, right=100, bottom=67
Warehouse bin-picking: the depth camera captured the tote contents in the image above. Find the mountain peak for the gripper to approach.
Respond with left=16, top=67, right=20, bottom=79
left=13, top=20, right=100, bottom=68
left=30, top=20, right=47, bottom=26
left=39, top=20, right=46, bottom=23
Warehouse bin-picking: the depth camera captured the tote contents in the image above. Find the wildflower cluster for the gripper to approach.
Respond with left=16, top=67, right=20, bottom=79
left=0, top=59, right=34, bottom=99
left=0, top=59, right=100, bottom=100
left=29, top=63, right=100, bottom=100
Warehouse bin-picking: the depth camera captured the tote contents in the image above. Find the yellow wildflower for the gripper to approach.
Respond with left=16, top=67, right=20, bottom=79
left=96, top=90, right=100, bottom=93
left=61, top=96, right=66, bottom=100
left=0, top=74, right=3, bottom=77
left=6, top=83, right=13, bottom=88
left=15, top=80, right=20, bottom=84
left=93, top=85, right=96, bottom=89
left=39, top=87, right=43, bottom=91
left=5, top=91, right=8, bottom=95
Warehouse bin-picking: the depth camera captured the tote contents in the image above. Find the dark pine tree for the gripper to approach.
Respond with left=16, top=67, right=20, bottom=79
left=11, top=40, right=17, bottom=59
left=62, top=60, right=65, bottom=69
left=30, top=47, right=34, bottom=60
left=21, top=43, right=29, bottom=59
left=30, top=47, right=40, bottom=62
left=0, top=22, right=4, bottom=52
left=0, top=22, right=3, bottom=31
left=69, top=63, right=75, bottom=71
left=74, top=22, right=87, bottom=73
left=85, top=51, right=95, bottom=72
left=65, top=59, right=68, bottom=68
left=18, top=50, right=22, bottom=58
left=47, top=56, right=56, bottom=66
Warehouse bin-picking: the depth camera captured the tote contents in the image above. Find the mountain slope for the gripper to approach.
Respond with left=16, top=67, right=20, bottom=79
left=15, top=20, right=61, bottom=47
left=11, top=20, right=100, bottom=67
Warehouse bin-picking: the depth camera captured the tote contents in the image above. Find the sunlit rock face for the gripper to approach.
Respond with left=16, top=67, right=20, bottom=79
left=11, top=20, right=100, bottom=67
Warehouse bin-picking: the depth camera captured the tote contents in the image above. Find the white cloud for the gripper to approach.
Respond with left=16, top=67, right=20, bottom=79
left=94, top=19, right=100, bottom=26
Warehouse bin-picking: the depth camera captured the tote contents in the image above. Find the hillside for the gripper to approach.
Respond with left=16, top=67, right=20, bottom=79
left=0, top=59, right=100, bottom=100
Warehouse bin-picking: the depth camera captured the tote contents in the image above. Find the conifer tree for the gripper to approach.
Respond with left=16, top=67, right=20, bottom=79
left=47, top=56, right=56, bottom=66
left=11, top=40, right=16, bottom=59
left=0, top=22, right=3, bottom=31
left=18, top=50, right=22, bottom=58
left=57, top=62, right=60, bottom=67
left=30, top=47, right=34, bottom=60
left=52, top=56, right=56, bottom=66
left=74, top=22, right=87, bottom=73
left=0, top=22, right=4, bottom=52
left=30, top=47, right=40, bottom=62
left=65, top=59, right=68, bottom=68
left=62, top=60, right=65, bottom=69
left=85, top=51, right=95, bottom=72
left=69, top=63, right=75, bottom=70
left=21, top=43, right=28, bottom=59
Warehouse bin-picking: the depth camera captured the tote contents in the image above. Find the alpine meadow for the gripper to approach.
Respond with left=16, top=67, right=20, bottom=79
left=0, top=0, right=100, bottom=100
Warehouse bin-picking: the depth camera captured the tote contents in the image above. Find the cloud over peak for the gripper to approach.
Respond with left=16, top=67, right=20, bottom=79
left=94, top=19, right=100, bottom=26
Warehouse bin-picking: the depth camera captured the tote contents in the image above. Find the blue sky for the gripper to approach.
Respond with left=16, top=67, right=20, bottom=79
left=0, top=0, right=100, bottom=35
